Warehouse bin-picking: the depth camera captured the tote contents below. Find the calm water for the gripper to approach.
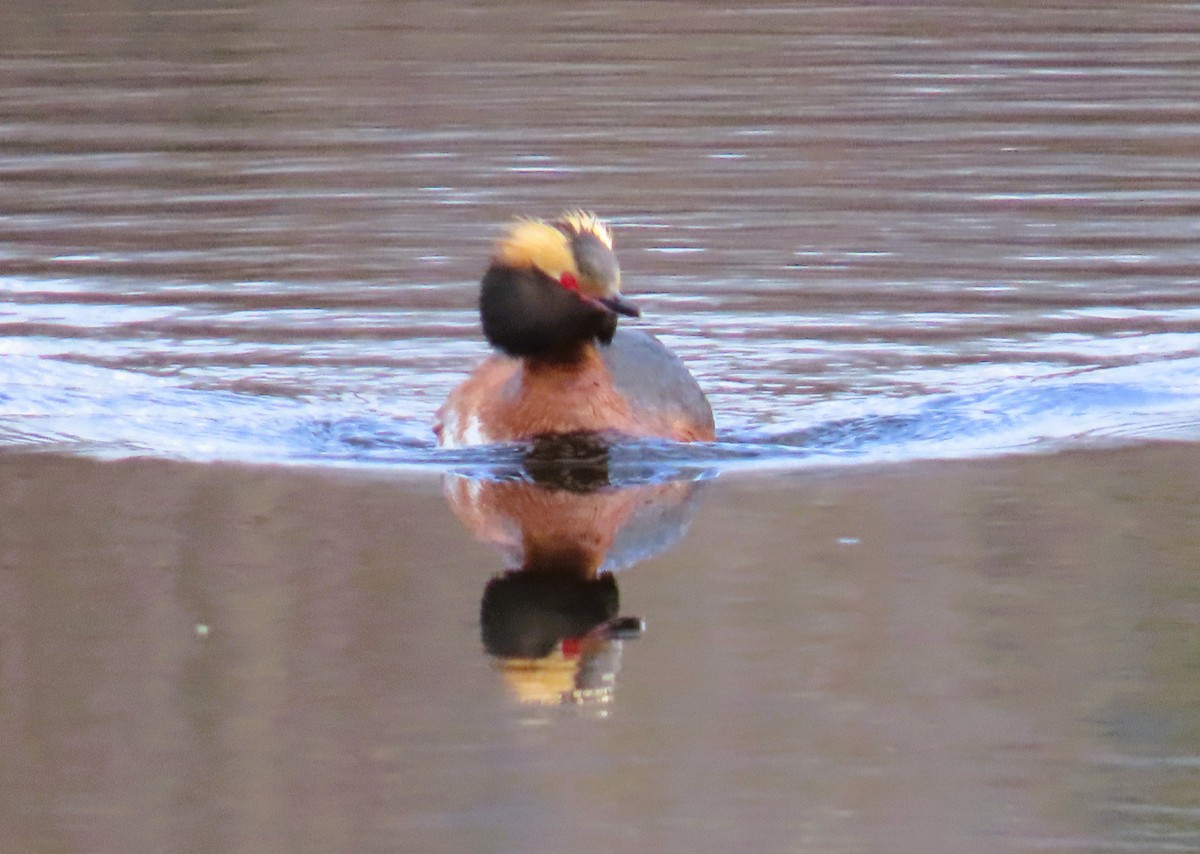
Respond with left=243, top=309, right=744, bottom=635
left=3, top=0, right=1200, bottom=851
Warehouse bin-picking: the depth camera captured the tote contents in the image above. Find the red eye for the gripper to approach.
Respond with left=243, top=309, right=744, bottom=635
left=559, top=272, right=579, bottom=291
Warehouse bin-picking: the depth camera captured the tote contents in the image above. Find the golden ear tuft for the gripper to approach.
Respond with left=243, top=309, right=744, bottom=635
left=554, top=210, right=614, bottom=249
left=494, top=218, right=576, bottom=279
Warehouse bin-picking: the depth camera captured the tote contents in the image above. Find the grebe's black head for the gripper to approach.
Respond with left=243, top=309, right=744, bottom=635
left=479, top=212, right=639, bottom=360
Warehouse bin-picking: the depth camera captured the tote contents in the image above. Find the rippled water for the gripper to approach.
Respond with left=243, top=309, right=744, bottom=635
left=5, top=2, right=1200, bottom=852
left=2, top=0, right=1199, bottom=468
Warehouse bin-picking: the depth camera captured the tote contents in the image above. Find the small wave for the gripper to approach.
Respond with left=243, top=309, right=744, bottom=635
left=753, top=357, right=1200, bottom=462
left=1, top=352, right=1198, bottom=474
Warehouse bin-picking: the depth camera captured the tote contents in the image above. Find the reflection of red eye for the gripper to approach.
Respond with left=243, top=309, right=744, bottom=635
left=559, top=272, right=579, bottom=291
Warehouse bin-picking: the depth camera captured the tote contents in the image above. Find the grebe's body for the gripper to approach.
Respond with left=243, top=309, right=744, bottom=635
left=435, top=212, right=713, bottom=447
left=437, top=326, right=713, bottom=446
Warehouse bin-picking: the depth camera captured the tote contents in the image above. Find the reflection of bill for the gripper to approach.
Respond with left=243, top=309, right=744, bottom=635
left=443, top=446, right=706, bottom=707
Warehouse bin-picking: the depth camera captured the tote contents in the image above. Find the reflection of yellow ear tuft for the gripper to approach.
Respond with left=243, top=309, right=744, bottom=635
left=496, top=653, right=578, bottom=705
left=494, top=219, right=576, bottom=281
left=556, top=210, right=613, bottom=249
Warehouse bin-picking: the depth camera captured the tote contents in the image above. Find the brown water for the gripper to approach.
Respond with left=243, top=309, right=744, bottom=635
left=5, top=448, right=1200, bottom=853
left=3, top=0, right=1200, bottom=851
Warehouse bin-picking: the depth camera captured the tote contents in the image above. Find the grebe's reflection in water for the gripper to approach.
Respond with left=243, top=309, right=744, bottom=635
left=442, top=438, right=708, bottom=708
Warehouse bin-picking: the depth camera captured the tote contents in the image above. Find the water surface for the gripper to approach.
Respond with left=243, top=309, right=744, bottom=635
left=3, top=1, right=1200, bottom=852
left=5, top=447, right=1200, bottom=852
left=1, top=0, right=1199, bottom=466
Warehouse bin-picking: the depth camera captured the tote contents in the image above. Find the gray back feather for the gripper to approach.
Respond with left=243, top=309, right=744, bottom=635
left=599, top=329, right=714, bottom=435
